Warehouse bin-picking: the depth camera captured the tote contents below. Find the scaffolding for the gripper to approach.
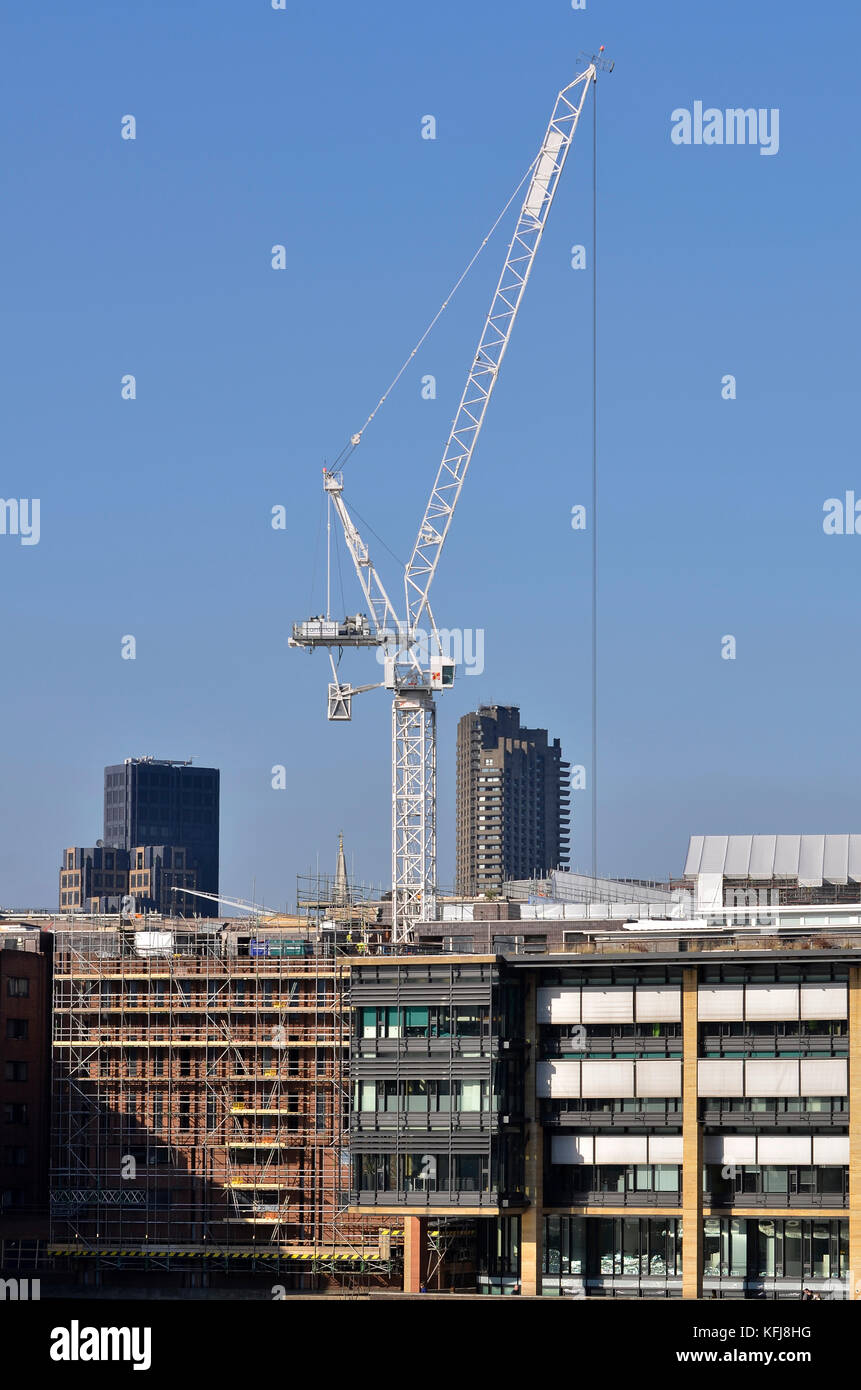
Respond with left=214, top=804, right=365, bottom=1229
left=48, top=921, right=393, bottom=1290
left=296, top=869, right=385, bottom=928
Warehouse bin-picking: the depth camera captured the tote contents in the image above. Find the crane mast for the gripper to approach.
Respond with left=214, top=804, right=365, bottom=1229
left=290, top=56, right=610, bottom=942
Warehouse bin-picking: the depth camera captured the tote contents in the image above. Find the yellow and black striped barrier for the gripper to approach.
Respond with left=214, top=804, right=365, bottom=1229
left=47, top=1247, right=391, bottom=1262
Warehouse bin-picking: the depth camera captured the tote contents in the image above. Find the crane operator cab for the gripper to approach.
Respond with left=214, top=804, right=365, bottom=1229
left=430, top=656, right=456, bottom=689
left=382, top=653, right=455, bottom=692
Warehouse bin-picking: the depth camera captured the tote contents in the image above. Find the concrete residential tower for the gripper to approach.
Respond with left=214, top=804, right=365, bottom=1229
left=456, top=706, right=570, bottom=897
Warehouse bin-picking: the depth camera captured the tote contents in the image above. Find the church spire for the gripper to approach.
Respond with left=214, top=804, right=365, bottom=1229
left=334, top=831, right=348, bottom=906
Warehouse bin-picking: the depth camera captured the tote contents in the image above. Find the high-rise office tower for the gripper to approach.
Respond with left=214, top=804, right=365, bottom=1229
left=103, top=757, right=220, bottom=914
left=455, top=706, right=570, bottom=896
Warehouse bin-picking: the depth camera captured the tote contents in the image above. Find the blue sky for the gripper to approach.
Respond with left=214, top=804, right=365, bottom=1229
left=1, top=0, right=859, bottom=909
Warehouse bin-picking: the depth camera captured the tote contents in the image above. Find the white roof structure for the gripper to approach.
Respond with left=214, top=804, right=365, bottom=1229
left=684, top=835, right=861, bottom=887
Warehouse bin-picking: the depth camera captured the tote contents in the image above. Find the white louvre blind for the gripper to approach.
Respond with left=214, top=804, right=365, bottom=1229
left=800, top=984, right=847, bottom=1021
left=799, top=1059, right=847, bottom=1096
left=745, top=1060, right=799, bottom=1096
left=648, top=1135, right=683, bottom=1163
left=697, top=986, right=744, bottom=1021
left=537, top=987, right=580, bottom=1024
left=580, top=1060, right=635, bottom=1098
left=594, top=1135, right=648, bottom=1164
left=813, top=1135, right=849, bottom=1164
left=635, top=1060, right=682, bottom=1097
left=704, top=1134, right=756, bottom=1164
left=460, top=1081, right=481, bottom=1110
left=758, top=1135, right=812, bottom=1165
left=551, top=1134, right=593, bottom=1165
left=581, top=987, right=634, bottom=1023
left=537, top=1060, right=580, bottom=1098
left=635, top=986, right=681, bottom=1022
left=744, top=983, right=799, bottom=1022
left=697, top=1059, right=745, bottom=1097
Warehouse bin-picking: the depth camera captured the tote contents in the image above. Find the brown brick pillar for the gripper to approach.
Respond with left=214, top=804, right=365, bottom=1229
left=521, top=976, right=543, bottom=1296
left=403, top=1214, right=428, bottom=1293
left=849, top=967, right=861, bottom=1299
left=682, top=967, right=703, bottom=1300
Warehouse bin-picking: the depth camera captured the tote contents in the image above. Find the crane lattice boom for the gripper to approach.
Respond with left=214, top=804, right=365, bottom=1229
left=404, top=66, right=597, bottom=640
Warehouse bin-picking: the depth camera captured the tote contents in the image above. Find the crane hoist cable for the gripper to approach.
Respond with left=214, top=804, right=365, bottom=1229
left=334, top=513, right=346, bottom=619
left=329, top=151, right=541, bottom=475
left=346, top=500, right=407, bottom=573
left=308, top=485, right=326, bottom=616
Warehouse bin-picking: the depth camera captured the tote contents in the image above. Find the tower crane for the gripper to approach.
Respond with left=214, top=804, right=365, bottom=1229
left=290, top=54, right=612, bottom=943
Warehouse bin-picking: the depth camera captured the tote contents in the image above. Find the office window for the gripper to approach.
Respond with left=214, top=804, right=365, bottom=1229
left=355, top=1082, right=375, bottom=1111
left=404, top=1080, right=428, bottom=1112
left=2, top=1104, right=28, bottom=1125
left=360, top=1007, right=399, bottom=1039
left=403, top=1154, right=449, bottom=1192
left=763, top=1167, right=788, bottom=1194
left=5, top=1019, right=28, bottom=1041
left=3, top=1062, right=28, bottom=1083
left=459, top=1080, right=482, bottom=1112
left=434, top=1081, right=452, bottom=1112
left=444, top=935, right=475, bottom=954
left=1, top=1147, right=29, bottom=1167
left=454, top=1155, right=486, bottom=1191
left=6, top=978, right=29, bottom=998
left=819, top=1167, right=844, bottom=1194
left=784, top=1220, right=803, bottom=1279
left=355, top=1154, right=391, bottom=1191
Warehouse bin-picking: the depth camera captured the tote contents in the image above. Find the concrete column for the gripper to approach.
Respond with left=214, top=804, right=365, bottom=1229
left=403, top=1214, right=428, bottom=1293
left=849, top=967, right=861, bottom=1299
left=521, top=976, right=543, bottom=1296
left=681, top=966, right=703, bottom=1300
